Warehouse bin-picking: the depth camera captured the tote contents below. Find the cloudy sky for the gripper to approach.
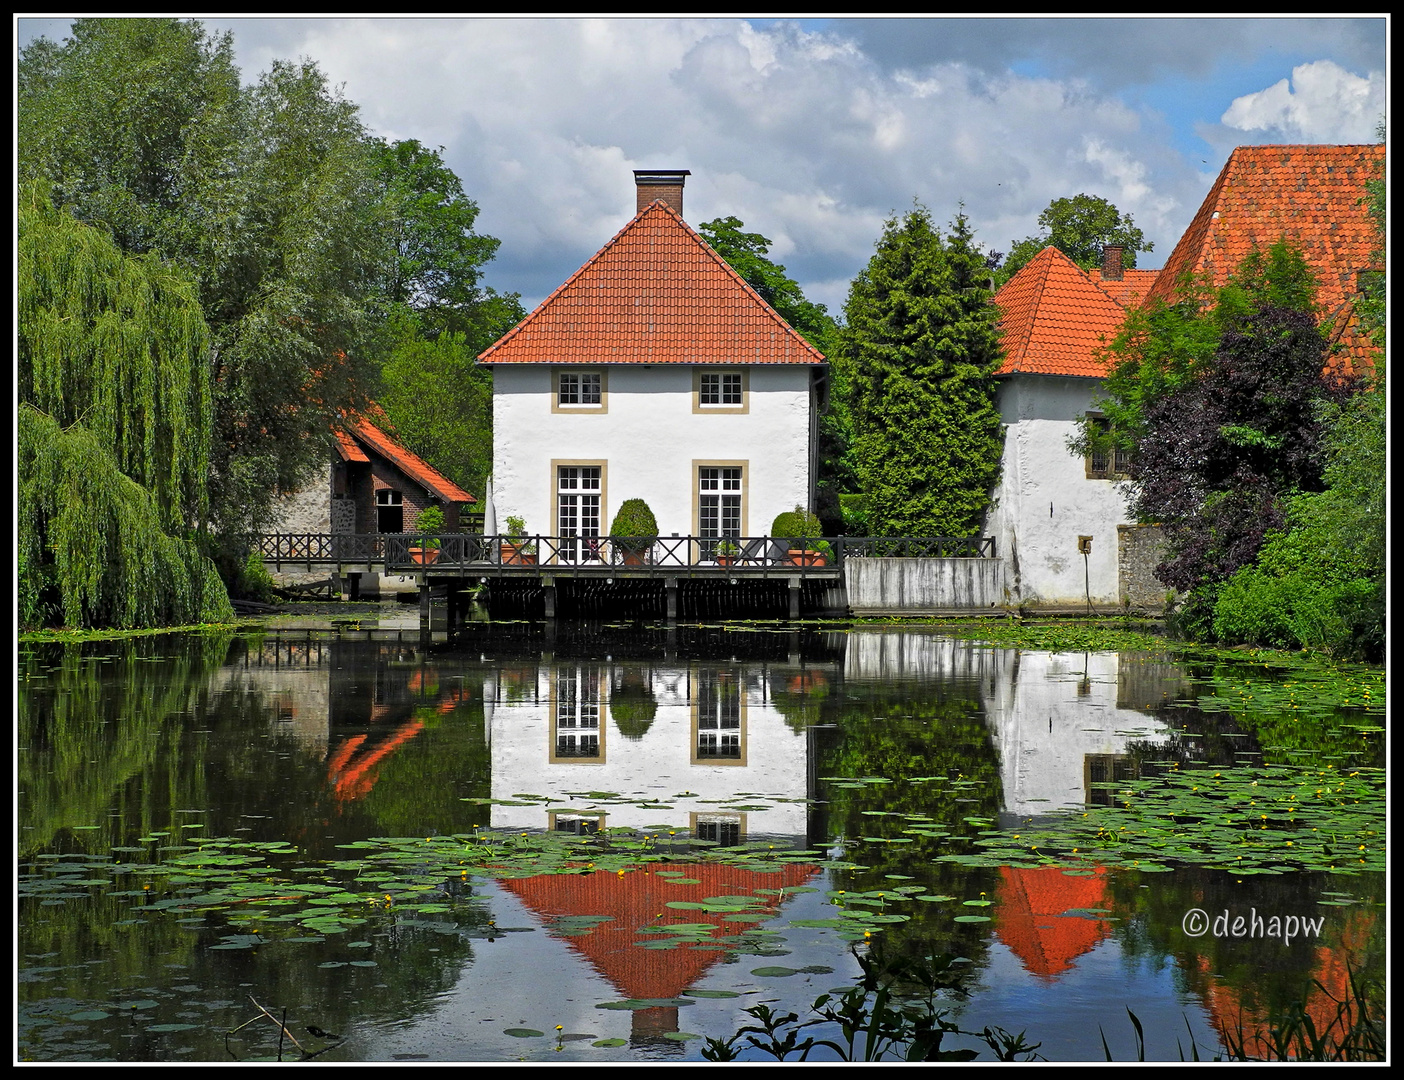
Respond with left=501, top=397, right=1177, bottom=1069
left=16, top=16, right=1388, bottom=313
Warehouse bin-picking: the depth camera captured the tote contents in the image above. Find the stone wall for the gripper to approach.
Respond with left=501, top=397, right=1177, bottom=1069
left=844, top=557, right=1004, bottom=615
left=1117, top=524, right=1167, bottom=613
left=267, top=463, right=332, bottom=534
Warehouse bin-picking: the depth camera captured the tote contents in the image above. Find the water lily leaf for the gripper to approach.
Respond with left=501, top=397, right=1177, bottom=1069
left=750, top=966, right=799, bottom=977
left=505, top=1028, right=544, bottom=1038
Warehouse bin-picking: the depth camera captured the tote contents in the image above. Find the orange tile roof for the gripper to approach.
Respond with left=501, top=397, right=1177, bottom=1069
left=1088, top=267, right=1159, bottom=309
left=479, top=200, right=825, bottom=366
left=332, top=428, right=370, bottom=464
left=994, top=246, right=1131, bottom=378
left=1145, top=144, right=1383, bottom=368
left=348, top=418, right=476, bottom=505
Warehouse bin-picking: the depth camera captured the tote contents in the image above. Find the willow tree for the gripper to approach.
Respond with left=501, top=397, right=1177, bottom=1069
left=19, top=187, right=230, bottom=629
left=20, top=184, right=212, bottom=531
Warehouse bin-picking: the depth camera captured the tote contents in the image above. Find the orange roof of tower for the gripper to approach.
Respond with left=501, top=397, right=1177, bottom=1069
left=479, top=200, right=825, bottom=366
left=993, top=247, right=1132, bottom=378
left=995, top=865, right=1112, bottom=979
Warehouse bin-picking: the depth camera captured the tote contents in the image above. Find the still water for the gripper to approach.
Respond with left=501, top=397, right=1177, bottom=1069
left=18, top=616, right=1385, bottom=1062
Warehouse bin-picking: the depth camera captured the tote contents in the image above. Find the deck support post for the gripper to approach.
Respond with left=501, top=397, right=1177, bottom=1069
left=664, top=577, right=679, bottom=621
left=541, top=576, right=556, bottom=620
left=788, top=576, right=802, bottom=620
left=347, top=572, right=361, bottom=601
left=419, top=580, right=431, bottom=623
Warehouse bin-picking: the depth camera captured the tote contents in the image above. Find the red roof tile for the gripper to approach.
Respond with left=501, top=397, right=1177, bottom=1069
left=1145, top=144, right=1383, bottom=369
left=994, top=247, right=1131, bottom=378
left=348, top=418, right=476, bottom=504
left=479, top=201, right=824, bottom=366
left=1087, top=267, right=1159, bottom=309
left=995, top=865, right=1112, bottom=979
left=333, top=428, right=370, bottom=464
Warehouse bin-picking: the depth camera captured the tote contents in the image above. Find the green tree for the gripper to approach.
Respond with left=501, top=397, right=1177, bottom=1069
left=19, top=18, right=391, bottom=546
left=371, top=137, right=522, bottom=345
left=376, top=318, right=495, bottom=498
left=18, top=186, right=231, bottom=630
left=997, top=193, right=1153, bottom=285
left=839, top=207, right=1004, bottom=537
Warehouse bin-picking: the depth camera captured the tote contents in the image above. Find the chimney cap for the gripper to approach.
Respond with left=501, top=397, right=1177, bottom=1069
left=633, top=169, right=691, bottom=185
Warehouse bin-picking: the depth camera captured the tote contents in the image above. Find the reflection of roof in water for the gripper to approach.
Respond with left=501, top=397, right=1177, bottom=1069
left=502, top=861, right=819, bottom=1001
left=995, top=865, right=1112, bottom=978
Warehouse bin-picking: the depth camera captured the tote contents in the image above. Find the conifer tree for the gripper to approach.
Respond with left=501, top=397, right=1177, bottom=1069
left=839, top=207, right=1004, bottom=536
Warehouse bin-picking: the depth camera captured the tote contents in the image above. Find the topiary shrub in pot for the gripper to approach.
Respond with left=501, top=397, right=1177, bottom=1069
left=609, top=498, right=658, bottom=566
left=411, top=504, right=445, bottom=564
left=770, top=505, right=831, bottom=566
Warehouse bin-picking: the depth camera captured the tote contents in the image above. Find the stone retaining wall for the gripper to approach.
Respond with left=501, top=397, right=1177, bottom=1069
left=844, top=557, right=1004, bottom=615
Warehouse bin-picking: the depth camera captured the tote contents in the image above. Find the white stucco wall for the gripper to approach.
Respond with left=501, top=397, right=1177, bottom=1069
left=491, top=364, right=813, bottom=540
left=985, top=375, right=1134, bottom=608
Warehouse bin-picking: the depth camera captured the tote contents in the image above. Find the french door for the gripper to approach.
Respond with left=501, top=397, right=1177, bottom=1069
left=698, top=466, right=742, bottom=560
left=557, top=466, right=602, bottom=563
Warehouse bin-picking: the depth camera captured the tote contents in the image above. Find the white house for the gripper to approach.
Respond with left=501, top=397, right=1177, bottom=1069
left=985, top=245, right=1160, bottom=611
left=479, top=170, right=825, bottom=559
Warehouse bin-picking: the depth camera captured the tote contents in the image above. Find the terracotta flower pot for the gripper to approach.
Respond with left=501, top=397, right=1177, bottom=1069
left=787, top=549, right=826, bottom=567
left=410, top=547, right=439, bottom=565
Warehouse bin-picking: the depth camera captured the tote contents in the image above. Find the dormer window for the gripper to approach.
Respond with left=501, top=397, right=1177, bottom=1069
left=694, top=368, right=748, bottom=414
left=553, top=369, right=607, bottom=413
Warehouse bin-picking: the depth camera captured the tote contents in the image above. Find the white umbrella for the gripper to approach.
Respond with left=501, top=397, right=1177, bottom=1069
left=482, top=476, right=499, bottom=560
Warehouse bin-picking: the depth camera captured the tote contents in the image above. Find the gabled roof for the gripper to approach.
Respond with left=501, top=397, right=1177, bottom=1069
left=1145, top=144, right=1384, bottom=365
left=993, top=247, right=1130, bottom=377
left=344, top=417, right=476, bottom=504
left=479, top=200, right=825, bottom=366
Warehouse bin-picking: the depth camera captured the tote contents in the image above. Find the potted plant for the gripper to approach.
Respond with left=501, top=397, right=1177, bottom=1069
left=502, top=514, right=537, bottom=565
left=714, top=537, right=741, bottom=566
left=410, top=505, right=445, bottom=565
left=771, top=506, right=831, bottom=566
left=608, top=498, right=658, bottom=566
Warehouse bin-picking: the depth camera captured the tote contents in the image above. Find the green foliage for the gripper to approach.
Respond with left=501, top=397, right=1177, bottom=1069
left=997, top=193, right=1153, bottom=285
left=840, top=207, right=1004, bottom=536
left=770, top=506, right=822, bottom=539
left=375, top=322, right=496, bottom=498
left=20, top=18, right=391, bottom=540
left=19, top=184, right=212, bottom=533
left=415, top=505, right=446, bottom=550
left=609, top=498, right=659, bottom=539
left=235, top=552, right=278, bottom=604
left=504, top=515, right=527, bottom=540
left=19, top=407, right=233, bottom=630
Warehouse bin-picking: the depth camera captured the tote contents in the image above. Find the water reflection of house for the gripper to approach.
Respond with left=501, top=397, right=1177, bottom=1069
left=981, top=649, right=1176, bottom=823
left=501, top=862, right=818, bottom=1043
left=209, top=637, right=336, bottom=752
left=486, top=659, right=822, bottom=836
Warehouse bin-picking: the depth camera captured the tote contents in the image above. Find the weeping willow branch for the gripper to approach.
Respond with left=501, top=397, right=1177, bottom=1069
left=19, top=406, right=232, bottom=630
left=18, top=182, right=212, bottom=534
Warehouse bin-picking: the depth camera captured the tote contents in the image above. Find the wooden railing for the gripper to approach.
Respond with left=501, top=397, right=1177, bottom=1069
left=253, top=533, right=995, bottom=571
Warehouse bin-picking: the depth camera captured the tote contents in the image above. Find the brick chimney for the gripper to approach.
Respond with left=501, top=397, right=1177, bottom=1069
left=634, top=169, right=690, bottom=217
left=1101, top=244, right=1124, bottom=281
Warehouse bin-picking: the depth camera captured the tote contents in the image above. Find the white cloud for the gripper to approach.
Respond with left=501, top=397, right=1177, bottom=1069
left=1220, top=60, right=1384, bottom=143
left=201, top=19, right=1211, bottom=307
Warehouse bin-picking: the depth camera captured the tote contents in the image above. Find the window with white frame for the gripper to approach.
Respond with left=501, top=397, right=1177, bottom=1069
left=558, top=371, right=603, bottom=407
left=699, top=371, right=743, bottom=406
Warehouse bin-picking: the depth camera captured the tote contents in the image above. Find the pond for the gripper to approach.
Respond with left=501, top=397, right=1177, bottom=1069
left=17, top=615, right=1385, bottom=1062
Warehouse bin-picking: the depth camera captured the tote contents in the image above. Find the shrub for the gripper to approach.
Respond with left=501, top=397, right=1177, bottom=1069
left=236, top=552, right=278, bottom=604
left=415, top=504, right=446, bottom=549
left=771, top=505, right=822, bottom=539
left=609, top=498, right=658, bottom=539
